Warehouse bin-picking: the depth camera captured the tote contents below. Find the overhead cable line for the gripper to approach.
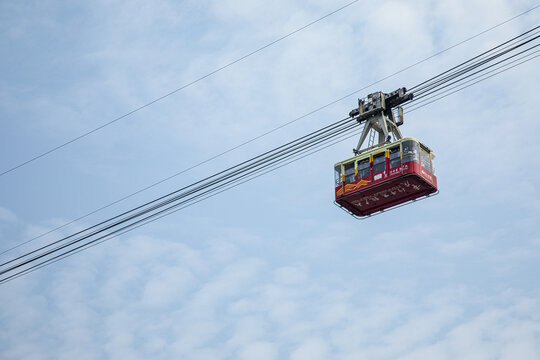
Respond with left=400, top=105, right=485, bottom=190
left=2, top=25, right=540, bottom=283
left=3, top=8, right=538, bottom=257
left=1, top=116, right=357, bottom=267
left=411, top=32, right=540, bottom=98
left=406, top=47, right=540, bottom=110
left=405, top=54, right=539, bottom=113
left=0, top=117, right=361, bottom=277
left=0, top=0, right=361, bottom=178
left=409, top=25, right=540, bottom=93
left=0, top=126, right=367, bottom=284
left=403, top=27, right=540, bottom=111
left=0, top=119, right=359, bottom=282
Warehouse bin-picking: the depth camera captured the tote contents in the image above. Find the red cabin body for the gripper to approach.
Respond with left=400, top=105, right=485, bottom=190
left=334, top=138, right=437, bottom=217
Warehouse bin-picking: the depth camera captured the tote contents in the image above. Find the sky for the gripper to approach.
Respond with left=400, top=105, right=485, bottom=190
left=0, top=0, right=539, bottom=358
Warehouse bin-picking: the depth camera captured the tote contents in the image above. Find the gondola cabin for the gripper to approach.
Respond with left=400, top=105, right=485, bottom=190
left=334, top=87, right=438, bottom=218
left=334, top=137, right=437, bottom=217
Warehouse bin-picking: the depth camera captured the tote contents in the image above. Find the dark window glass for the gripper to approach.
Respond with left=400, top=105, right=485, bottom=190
left=357, top=158, right=370, bottom=179
left=420, top=147, right=431, bottom=172
left=334, top=165, right=342, bottom=187
left=344, top=162, right=355, bottom=184
left=373, top=153, right=386, bottom=173
left=402, top=140, right=419, bottom=163
left=389, top=146, right=401, bottom=168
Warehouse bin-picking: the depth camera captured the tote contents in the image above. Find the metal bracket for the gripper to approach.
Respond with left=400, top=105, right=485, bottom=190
left=349, top=87, right=413, bottom=155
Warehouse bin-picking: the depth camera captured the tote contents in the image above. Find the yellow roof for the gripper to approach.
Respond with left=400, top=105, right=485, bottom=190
left=333, top=137, right=433, bottom=167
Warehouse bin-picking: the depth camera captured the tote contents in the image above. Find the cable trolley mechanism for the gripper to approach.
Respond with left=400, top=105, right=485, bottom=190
left=334, top=87, right=438, bottom=218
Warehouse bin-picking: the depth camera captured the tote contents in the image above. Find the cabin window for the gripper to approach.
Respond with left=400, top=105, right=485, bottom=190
left=402, top=140, right=419, bottom=163
left=431, top=153, right=436, bottom=175
left=420, top=147, right=431, bottom=172
left=357, top=158, right=370, bottom=179
left=344, top=162, right=356, bottom=184
left=334, top=165, right=342, bottom=187
left=373, top=153, right=386, bottom=173
left=389, top=146, right=401, bottom=168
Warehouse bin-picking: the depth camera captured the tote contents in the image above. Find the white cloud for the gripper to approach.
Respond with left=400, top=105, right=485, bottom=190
left=238, top=341, right=278, bottom=360
left=1, top=0, right=539, bottom=359
left=291, top=337, right=330, bottom=360
left=0, top=206, right=17, bottom=223
left=273, top=264, right=308, bottom=285
left=141, top=265, right=195, bottom=307
left=397, top=302, right=540, bottom=360
left=2, top=227, right=540, bottom=359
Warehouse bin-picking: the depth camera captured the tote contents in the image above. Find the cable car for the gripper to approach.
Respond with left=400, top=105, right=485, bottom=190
left=334, top=88, right=438, bottom=218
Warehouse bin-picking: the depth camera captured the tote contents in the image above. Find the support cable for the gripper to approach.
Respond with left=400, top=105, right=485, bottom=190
left=2, top=13, right=540, bottom=283
left=1, top=115, right=354, bottom=257
left=402, top=28, right=540, bottom=110
left=0, top=0, right=361, bottom=178
left=406, top=54, right=540, bottom=113
left=4, top=9, right=538, bottom=256
left=0, top=126, right=366, bottom=284
left=412, top=33, right=540, bottom=98
left=410, top=25, right=540, bottom=93
left=406, top=50, right=540, bottom=111
left=0, top=119, right=361, bottom=275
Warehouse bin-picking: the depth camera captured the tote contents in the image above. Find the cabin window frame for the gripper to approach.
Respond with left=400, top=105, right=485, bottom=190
left=389, top=146, right=401, bottom=169
left=372, top=152, right=386, bottom=174
left=343, top=162, right=356, bottom=184
left=401, top=140, right=419, bottom=164
left=420, top=146, right=431, bottom=172
left=334, top=165, right=342, bottom=187
left=357, top=158, right=370, bottom=179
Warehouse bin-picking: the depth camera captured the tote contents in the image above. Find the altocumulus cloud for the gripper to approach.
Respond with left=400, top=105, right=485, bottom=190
left=1, top=0, right=539, bottom=358
left=1, top=228, right=540, bottom=359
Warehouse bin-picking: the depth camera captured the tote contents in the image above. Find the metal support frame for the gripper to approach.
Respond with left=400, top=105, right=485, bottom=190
left=354, top=113, right=403, bottom=153
left=349, top=87, right=413, bottom=155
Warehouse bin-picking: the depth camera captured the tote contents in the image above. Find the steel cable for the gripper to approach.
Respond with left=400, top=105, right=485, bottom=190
left=2, top=17, right=540, bottom=284
left=4, top=10, right=538, bottom=257
left=413, top=33, right=540, bottom=98
left=405, top=54, right=540, bottom=113
left=0, top=0, right=362, bottom=178
left=0, top=115, right=355, bottom=264
left=0, top=125, right=366, bottom=284
left=402, top=26, right=540, bottom=111
left=0, top=120, right=361, bottom=277
left=409, top=25, right=540, bottom=93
